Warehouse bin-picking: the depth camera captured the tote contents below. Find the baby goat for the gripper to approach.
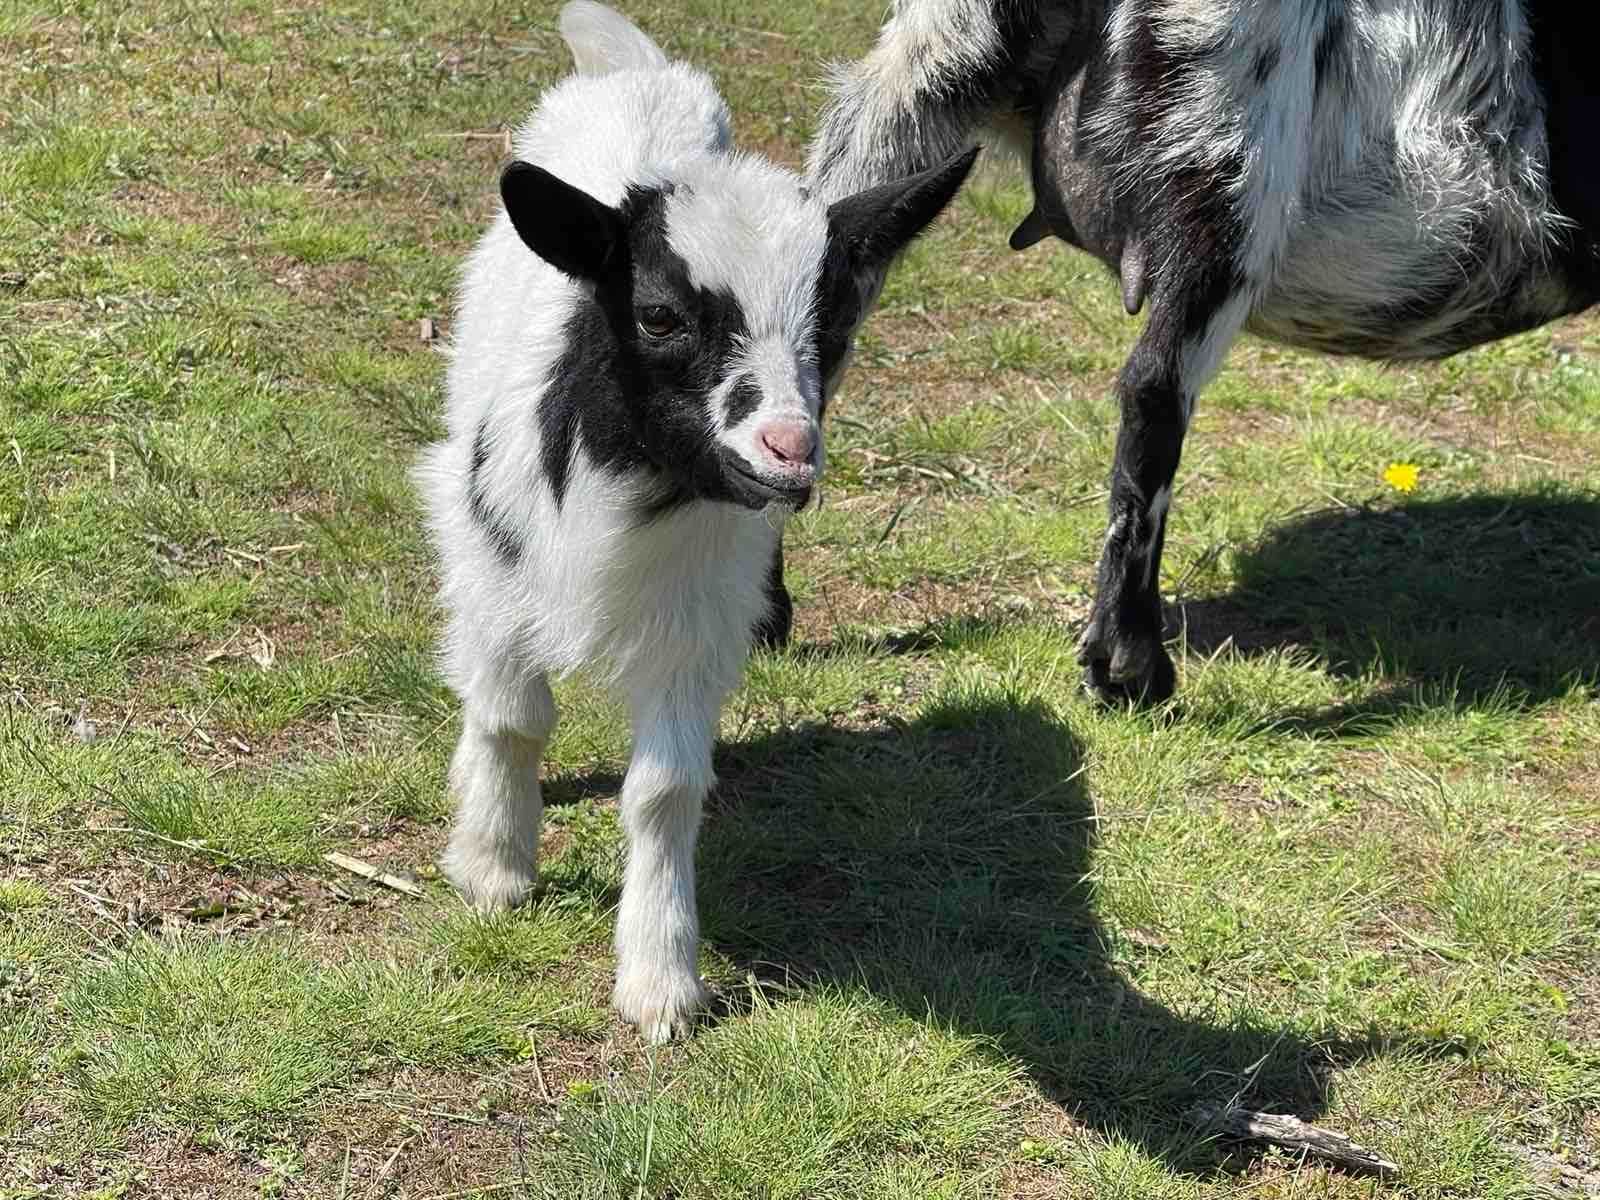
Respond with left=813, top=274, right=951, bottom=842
left=416, top=2, right=973, bottom=1040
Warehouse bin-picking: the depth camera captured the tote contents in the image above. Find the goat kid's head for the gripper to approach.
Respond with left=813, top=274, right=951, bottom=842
left=500, top=147, right=976, bottom=512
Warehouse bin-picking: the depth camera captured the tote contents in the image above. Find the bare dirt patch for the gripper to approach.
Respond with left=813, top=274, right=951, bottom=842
left=6, top=1134, right=265, bottom=1200
left=291, top=1050, right=628, bottom=1199
left=794, top=567, right=1090, bottom=644
left=11, top=832, right=431, bottom=956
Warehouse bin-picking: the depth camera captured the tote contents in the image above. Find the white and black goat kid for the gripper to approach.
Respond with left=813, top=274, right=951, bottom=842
left=805, top=1, right=1599, bottom=704
left=416, top=2, right=973, bottom=1041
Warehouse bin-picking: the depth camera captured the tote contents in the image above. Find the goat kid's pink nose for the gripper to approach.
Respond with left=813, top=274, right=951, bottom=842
left=758, top=421, right=817, bottom=467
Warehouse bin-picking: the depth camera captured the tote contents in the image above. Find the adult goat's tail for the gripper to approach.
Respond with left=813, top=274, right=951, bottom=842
left=804, top=0, right=1074, bottom=203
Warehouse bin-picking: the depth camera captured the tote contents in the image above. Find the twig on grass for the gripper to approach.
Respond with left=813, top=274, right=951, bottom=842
left=433, top=128, right=515, bottom=154
left=378, top=1135, right=415, bottom=1180
left=66, top=883, right=120, bottom=923
left=323, top=851, right=424, bottom=897
left=356, top=1093, right=489, bottom=1125
left=1191, top=1102, right=1401, bottom=1177
left=525, top=1033, right=555, bottom=1104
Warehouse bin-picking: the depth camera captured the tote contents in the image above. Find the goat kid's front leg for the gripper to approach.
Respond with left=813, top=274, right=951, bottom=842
left=442, top=673, right=558, bottom=911
left=612, top=682, right=722, bottom=1042
left=1079, top=291, right=1250, bottom=705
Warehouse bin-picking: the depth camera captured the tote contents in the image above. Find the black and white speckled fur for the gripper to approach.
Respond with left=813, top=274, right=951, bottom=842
left=806, top=0, right=1599, bottom=703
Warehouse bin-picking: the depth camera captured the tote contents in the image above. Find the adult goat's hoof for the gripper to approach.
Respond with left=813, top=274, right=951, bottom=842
left=1077, top=618, right=1176, bottom=707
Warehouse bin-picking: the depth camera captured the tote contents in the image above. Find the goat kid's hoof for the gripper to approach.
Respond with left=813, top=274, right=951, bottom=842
left=613, top=968, right=713, bottom=1044
left=440, top=838, right=537, bottom=913
left=1077, top=620, right=1176, bottom=707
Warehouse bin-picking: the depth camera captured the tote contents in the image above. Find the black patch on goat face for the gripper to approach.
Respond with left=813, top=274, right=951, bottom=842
left=536, top=186, right=766, bottom=512
left=467, top=422, right=526, bottom=566
left=722, top=376, right=761, bottom=428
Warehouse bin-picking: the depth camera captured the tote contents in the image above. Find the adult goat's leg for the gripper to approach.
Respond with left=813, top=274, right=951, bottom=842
left=1079, top=286, right=1251, bottom=705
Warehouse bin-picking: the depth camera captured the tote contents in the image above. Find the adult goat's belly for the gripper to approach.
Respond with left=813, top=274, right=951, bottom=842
left=1246, top=182, right=1587, bottom=362
left=1026, top=8, right=1595, bottom=364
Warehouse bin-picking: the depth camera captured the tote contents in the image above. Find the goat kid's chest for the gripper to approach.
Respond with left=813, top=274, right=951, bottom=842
left=533, top=492, right=779, bottom=653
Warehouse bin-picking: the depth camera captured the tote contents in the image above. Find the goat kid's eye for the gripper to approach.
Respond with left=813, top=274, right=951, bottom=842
left=636, top=306, right=682, bottom=339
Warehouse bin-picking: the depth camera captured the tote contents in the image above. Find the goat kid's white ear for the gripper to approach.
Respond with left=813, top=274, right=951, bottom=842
left=826, top=146, right=980, bottom=274
left=501, top=161, right=625, bottom=282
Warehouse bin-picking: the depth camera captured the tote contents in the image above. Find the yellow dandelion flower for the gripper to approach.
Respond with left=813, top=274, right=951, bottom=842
left=1382, top=461, right=1420, bottom=493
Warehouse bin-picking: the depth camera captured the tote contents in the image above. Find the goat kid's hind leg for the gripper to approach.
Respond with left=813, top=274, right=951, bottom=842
left=442, top=669, right=558, bottom=911
left=1078, top=287, right=1251, bottom=706
left=750, top=541, right=792, bottom=651
left=612, top=676, right=723, bottom=1042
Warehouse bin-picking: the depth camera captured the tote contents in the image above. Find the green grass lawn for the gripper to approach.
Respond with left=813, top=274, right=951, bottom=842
left=4, top=2, right=1599, bottom=1196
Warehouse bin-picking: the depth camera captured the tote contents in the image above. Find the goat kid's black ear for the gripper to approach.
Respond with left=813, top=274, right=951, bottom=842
left=500, top=161, right=625, bottom=281
left=825, top=146, right=980, bottom=273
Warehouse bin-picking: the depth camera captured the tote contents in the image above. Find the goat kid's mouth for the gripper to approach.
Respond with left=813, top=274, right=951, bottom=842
left=717, top=449, right=815, bottom=511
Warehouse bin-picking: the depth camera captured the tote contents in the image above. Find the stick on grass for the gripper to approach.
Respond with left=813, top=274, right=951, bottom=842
left=323, top=851, right=425, bottom=898
left=1193, top=1103, right=1401, bottom=1177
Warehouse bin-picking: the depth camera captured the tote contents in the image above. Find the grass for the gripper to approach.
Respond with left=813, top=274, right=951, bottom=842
left=2, top=0, right=1598, bottom=1196
left=548, top=990, right=1019, bottom=1198
left=61, top=934, right=604, bottom=1134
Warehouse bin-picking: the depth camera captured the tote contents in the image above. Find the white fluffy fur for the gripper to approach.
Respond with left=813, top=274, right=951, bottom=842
left=416, top=4, right=832, bottom=1042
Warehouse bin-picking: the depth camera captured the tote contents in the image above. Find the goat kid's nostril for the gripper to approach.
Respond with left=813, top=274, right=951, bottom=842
left=759, top=423, right=817, bottom=467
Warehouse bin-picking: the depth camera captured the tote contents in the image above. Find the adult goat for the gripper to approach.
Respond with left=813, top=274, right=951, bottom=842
left=802, top=0, right=1598, bottom=703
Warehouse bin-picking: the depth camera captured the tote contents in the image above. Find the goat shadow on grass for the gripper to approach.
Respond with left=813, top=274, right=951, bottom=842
left=694, top=695, right=1397, bottom=1176
left=1175, top=491, right=1600, bottom=726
